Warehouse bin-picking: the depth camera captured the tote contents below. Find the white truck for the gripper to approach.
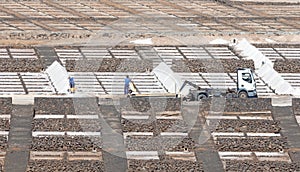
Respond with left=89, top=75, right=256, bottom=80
left=179, top=68, right=257, bottom=101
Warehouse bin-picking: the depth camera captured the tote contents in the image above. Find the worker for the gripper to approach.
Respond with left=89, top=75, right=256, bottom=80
left=69, top=76, right=75, bottom=93
left=124, top=75, right=131, bottom=95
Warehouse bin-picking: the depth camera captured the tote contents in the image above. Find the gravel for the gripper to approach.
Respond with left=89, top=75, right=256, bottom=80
left=172, top=59, right=254, bottom=73
left=199, top=98, right=272, bottom=112
left=66, top=58, right=152, bottom=72
left=34, top=97, right=99, bottom=115
left=34, top=98, right=75, bottom=115
left=31, top=136, right=102, bottom=151
left=0, top=98, right=12, bottom=114
left=0, top=119, right=10, bottom=131
left=274, top=59, right=300, bottom=73
left=128, top=155, right=203, bottom=172
left=6, top=32, right=92, bottom=41
left=216, top=137, right=287, bottom=152
left=0, top=136, right=7, bottom=151
left=225, top=160, right=300, bottom=172
left=215, top=119, right=280, bottom=133
left=120, top=97, right=181, bottom=112
left=121, top=118, right=188, bottom=134
left=32, top=119, right=101, bottom=132
left=125, top=136, right=195, bottom=151
left=0, top=59, right=43, bottom=72
left=121, top=118, right=155, bottom=133
left=293, top=98, right=300, bottom=115
left=156, top=119, right=188, bottom=133
left=27, top=160, right=104, bottom=172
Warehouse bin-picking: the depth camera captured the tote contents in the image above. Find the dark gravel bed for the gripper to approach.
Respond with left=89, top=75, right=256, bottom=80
left=156, top=119, right=188, bottom=133
left=0, top=98, right=12, bottom=114
left=64, top=136, right=102, bottom=152
left=125, top=136, right=162, bottom=151
left=35, top=98, right=75, bottom=115
left=163, top=137, right=196, bottom=152
left=121, top=118, right=188, bottom=134
left=274, top=59, right=300, bottom=73
left=34, top=98, right=99, bottom=115
left=120, top=97, right=181, bottom=112
left=0, top=119, right=10, bottom=131
left=32, top=119, right=101, bottom=132
left=215, top=120, right=280, bottom=133
left=31, top=136, right=102, bottom=151
left=121, top=118, right=155, bottom=133
left=128, top=156, right=203, bottom=172
left=27, top=160, right=104, bottom=172
left=200, top=98, right=271, bottom=112
left=0, top=136, right=7, bottom=151
left=66, top=58, right=152, bottom=72
left=0, top=59, right=43, bottom=72
left=216, top=137, right=287, bottom=152
left=225, top=160, right=300, bottom=172
left=293, top=98, right=300, bottom=115
left=125, top=136, right=195, bottom=151
left=5, top=32, right=92, bottom=41
left=172, top=59, right=254, bottom=73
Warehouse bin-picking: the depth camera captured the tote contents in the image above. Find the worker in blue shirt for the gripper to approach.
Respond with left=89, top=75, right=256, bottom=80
left=69, top=76, right=75, bottom=93
left=124, top=75, right=131, bottom=95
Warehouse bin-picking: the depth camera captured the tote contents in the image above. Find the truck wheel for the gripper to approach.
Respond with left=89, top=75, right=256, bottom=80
left=238, top=91, right=248, bottom=98
left=226, top=93, right=233, bottom=99
left=197, top=94, right=207, bottom=100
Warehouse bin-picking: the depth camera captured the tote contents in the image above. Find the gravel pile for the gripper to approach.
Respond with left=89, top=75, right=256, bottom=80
left=125, top=136, right=161, bottom=151
left=66, top=58, right=152, bottom=72
left=225, top=160, right=300, bottom=172
left=0, top=59, right=43, bottom=72
left=125, top=136, right=195, bottom=151
left=215, top=119, right=280, bottom=133
left=31, top=136, right=102, bottom=151
left=0, top=136, right=7, bottom=151
left=34, top=98, right=99, bottom=115
left=162, top=137, right=196, bottom=152
left=121, top=118, right=188, bottom=136
left=27, top=160, right=104, bottom=172
left=128, top=156, right=203, bottom=172
left=200, top=98, right=271, bottom=112
left=120, top=97, right=181, bottom=112
left=0, top=119, right=10, bottom=131
left=34, top=98, right=75, bottom=115
left=6, top=32, right=92, bottom=41
left=66, top=59, right=120, bottom=72
left=274, top=59, right=300, bottom=73
left=121, top=118, right=155, bottom=132
left=66, top=59, right=104, bottom=72
left=116, top=59, right=152, bottom=72
left=293, top=98, right=300, bottom=115
left=0, top=98, right=12, bottom=114
left=172, top=59, right=254, bottom=73
left=156, top=119, right=188, bottom=133
left=33, top=119, right=101, bottom=132
left=216, top=137, right=287, bottom=152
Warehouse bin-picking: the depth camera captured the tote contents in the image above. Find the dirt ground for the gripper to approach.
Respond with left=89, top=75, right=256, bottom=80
left=0, top=33, right=299, bottom=47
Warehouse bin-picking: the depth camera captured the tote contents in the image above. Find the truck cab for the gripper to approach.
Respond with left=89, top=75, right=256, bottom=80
left=237, top=68, right=257, bottom=98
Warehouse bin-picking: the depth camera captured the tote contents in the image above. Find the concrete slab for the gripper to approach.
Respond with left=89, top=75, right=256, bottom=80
left=296, top=116, right=300, bottom=125
left=126, top=151, right=159, bottom=160
left=272, top=96, right=292, bottom=106
left=12, top=95, right=34, bottom=105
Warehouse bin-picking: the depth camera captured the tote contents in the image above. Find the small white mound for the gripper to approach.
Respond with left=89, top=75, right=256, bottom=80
left=209, top=38, right=229, bottom=45
left=130, top=38, right=153, bottom=45
left=265, top=38, right=276, bottom=43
